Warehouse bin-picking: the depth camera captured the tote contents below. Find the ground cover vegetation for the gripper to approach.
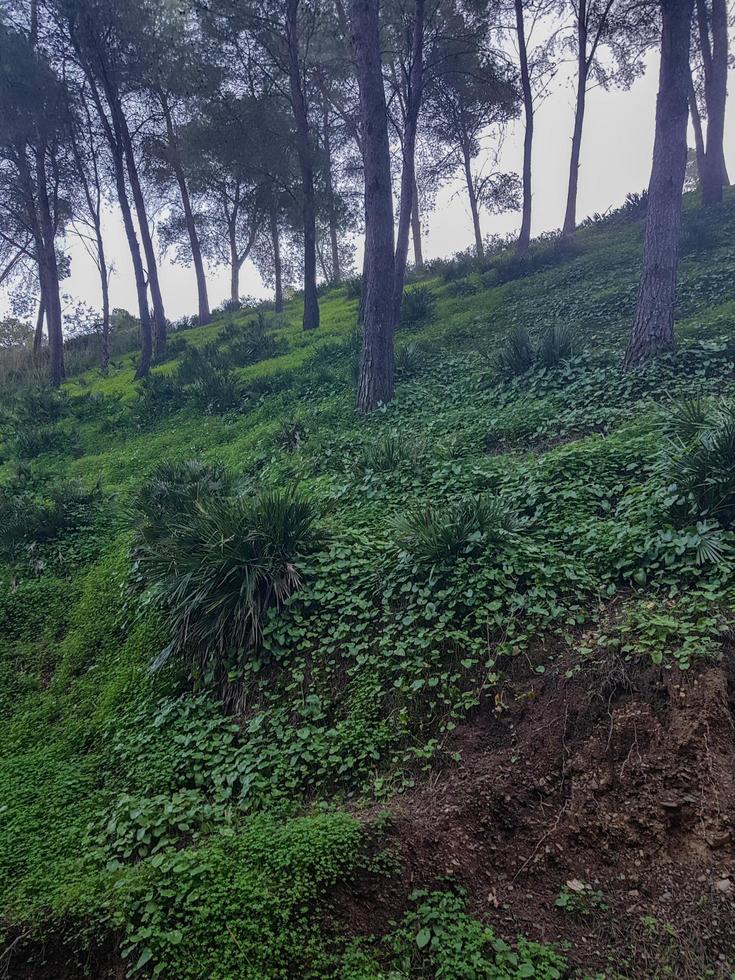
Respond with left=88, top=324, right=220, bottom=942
left=1, top=190, right=735, bottom=977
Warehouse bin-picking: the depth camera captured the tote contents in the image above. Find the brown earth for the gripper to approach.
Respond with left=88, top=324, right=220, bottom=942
left=346, top=650, right=735, bottom=977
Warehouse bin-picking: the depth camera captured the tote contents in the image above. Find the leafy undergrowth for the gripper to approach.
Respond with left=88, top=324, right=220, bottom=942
left=1, top=192, right=735, bottom=978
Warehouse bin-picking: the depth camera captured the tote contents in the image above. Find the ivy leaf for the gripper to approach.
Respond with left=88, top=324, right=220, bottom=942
left=415, top=927, right=431, bottom=949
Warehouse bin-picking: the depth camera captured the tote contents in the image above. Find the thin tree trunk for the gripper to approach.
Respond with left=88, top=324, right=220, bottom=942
left=624, top=0, right=693, bottom=370
left=515, top=0, right=533, bottom=252
left=99, top=249, right=110, bottom=374
left=563, top=10, right=588, bottom=237
left=67, top=22, right=152, bottom=376
left=117, top=109, right=166, bottom=357
left=699, top=0, right=728, bottom=202
left=392, top=0, right=425, bottom=328
left=350, top=0, right=395, bottom=412
left=286, top=0, right=320, bottom=331
left=36, top=155, right=64, bottom=386
left=161, top=96, right=210, bottom=324
left=271, top=210, right=284, bottom=313
left=322, top=97, right=341, bottom=282
left=33, top=296, right=44, bottom=357
left=228, top=220, right=239, bottom=303
left=463, top=143, right=483, bottom=257
left=411, top=175, right=423, bottom=268
left=689, top=70, right=706, bottom=183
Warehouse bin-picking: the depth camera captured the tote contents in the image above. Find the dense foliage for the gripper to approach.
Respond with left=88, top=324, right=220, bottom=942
left=1, top=193, right=735, bottom=976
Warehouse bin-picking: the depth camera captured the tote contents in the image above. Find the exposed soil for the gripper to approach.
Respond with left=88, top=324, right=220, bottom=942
left=347, top=649, right=735, bottom=976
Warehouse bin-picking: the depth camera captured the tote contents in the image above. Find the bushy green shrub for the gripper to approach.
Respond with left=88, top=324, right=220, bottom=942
left=188, top=368, right=242, bottom=414
left=392, top=494, right=518, bottom=565
left=0, top=469, right=101, bottom=559
left=537, top=324, right=574, bottom=368
left=400, top=285, right=437, bottom=328
left=494, top=325, right=535, bottom=378
left=664, top=399, right=735, bottom=527
left=10, top=422, right=71, bottom=459
left=134, top=486, right=322, bottom=683
left=12, top=384, right=68, bottom=425
left=133, top=459, right=233, bottom=538
left=395, top=341, right=424, bottom=379
left=133, top=373, right=188, bottom=425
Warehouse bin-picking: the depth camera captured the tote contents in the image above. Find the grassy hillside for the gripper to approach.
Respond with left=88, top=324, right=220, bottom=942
left=1, top=192, right=735, bottom=979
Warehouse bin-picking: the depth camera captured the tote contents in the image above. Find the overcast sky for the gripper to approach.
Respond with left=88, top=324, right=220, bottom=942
left=3, top=51, right=734, bottom=321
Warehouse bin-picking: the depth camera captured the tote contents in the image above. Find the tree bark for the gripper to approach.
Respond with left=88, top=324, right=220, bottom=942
left=562, top=7, right=588, bottom=236
left=515, top=0, right=533, bottom=252
left=33, top=297, right=45, bottom=357
left=350, top=0, right=395, bottom=412
left=99, top=248, right=110, bottom=375
left=35, top=154, right=64, bottom=386
left=322, top=97, right=341, bottom=283
left=117, top=108, right=167, bottom=358
left=270, top=210, right=284, bottom=313
left=392, top=0, right=425, bottom=328
left=698, top=0, right=728, bottom=202
left=411, top=175, right=423, bottom=268
left=286, top=0, right=320, bottom=330
left=68, top=20, right=153, bottom=376
left=463, top=142, right=483, bottom=257
left=624, top=0, right=693, bottom=371
left=688, top=70, right=706, bottom=183
left=161, top=96, right=210, bottom=325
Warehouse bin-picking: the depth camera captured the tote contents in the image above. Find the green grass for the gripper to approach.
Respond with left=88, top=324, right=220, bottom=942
left=1, top=191, right=735, bottom=977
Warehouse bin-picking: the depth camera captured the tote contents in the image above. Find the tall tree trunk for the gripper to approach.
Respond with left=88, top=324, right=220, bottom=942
left=392, top=0, right=425, bottom=328
left=117, top=110, right=166, bottom=357
left=563, top=11, right=588, bottom=237
left=515, top=0, right=533, bottom=252
left=35, top=152, right=64, bottom=386
left=228, top=220, right=239, bottom=303
left=322, top=97, right=341, bottom=283
left=688, top=70, right=706, bottom=183
left=698, top=0, right=728, bottom=202
left=411, top=176, right=423, bottom=269
left=286, top=0, right=320, bottom=331
left=98, top=247, right=110, bottom=375
left=161, top=96, right=210, bottom=324
left=33, top=297, right=44, bottom=358
left=463, top=143, right=483, bottom=257
left=350, top=0, right=395, bottom=412
left=67, top=22, right=152, bottom=376
left=624, top=0, right=693, bottom=370
left=271, top=210, right=284, bottom=313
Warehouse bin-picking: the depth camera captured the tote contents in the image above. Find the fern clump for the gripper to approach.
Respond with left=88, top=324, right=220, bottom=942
left=133, top=478, right=322, bottom=684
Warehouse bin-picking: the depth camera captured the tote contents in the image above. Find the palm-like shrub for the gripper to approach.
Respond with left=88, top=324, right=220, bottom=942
left=494, top=325, right=534, bottom=378
left=133, top=459, right=233, bottom=541
left=665, top=400, right=735, bottom=527
left=134, top=486, right=322, bottom=681
left=392, top=495, right=518, bottom=565
left=400, top=285, right=437, bottom=329
left=537, top=325, right=573, bottom=368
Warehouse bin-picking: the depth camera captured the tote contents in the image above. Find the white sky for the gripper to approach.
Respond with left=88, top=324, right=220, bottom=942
left=3, top=50, right=734, bottom=320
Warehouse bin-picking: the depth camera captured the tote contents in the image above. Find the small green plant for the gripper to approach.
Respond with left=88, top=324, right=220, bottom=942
left=555, top=879, right=608, bottom=917
left=393, top=494, right=518, bottom=564
left=400, top=285, right=437, bottom=329
left=360, top=431, right=414, bottom=472
left=494, top=325, right=534, bottom=378
left=389, top=888, right=566, bottom=978
left=133, top=459, right=233, bottom=539
left=133, top=372, right=188, bottom=424
left=395, top=341, right=423, bottom=379
left=188, top=367, right=243, bottom=414
left=344, top=275, right=362, bottom=300
left=537, top=324, right=574, bottom=368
